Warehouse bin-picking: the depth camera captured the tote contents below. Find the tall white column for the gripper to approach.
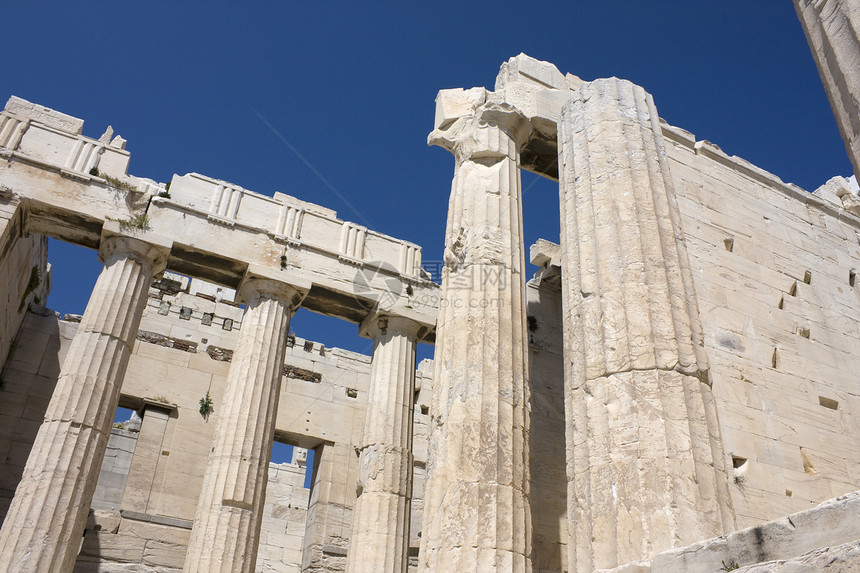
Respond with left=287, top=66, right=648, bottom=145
left=558, top=78, right=735, bottom=571
left=0, top=230, right=169, bottom=572
left=795, top=0, right=860, bottom=179
left=347, top=314, right=420, bottom=573
left=184, top=270, right=307, bottom=573
left=418, top=102, right=532, bottom=572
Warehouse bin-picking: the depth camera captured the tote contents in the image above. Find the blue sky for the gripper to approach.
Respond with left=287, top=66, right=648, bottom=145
left=2, top=2, right=852, bottom=360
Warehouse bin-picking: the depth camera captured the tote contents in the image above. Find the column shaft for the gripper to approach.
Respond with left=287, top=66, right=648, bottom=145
left=347, top=316, right=419, bottom=573
left=559, top=78, right=734, bottom=571
left=0, top=234, right=168, bottom=572
left=796, top=0, right=860, bottom=179
left=419, top=104, right=531, bottom=572
left=184, top=278, right=302, bottom=573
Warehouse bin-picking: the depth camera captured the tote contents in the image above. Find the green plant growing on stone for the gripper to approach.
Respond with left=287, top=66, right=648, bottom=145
left=89, top=167, right=138, bottom=193
left=107, top=212, right=150, bottom=232
left=112, top=421, right=126, bottom=430
left=720, top=558, right=740, bottom=572
left=199, top=391, right=213, bottom=420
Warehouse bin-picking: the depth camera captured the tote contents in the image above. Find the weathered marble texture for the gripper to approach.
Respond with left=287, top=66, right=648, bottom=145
left=418, top=100, right=532, bottom=573
left=558, top=77, right=735, bottom=571
left=346, top=315, right=420, bottom=573
left=0, top=231, right=169, bottom=572
left=183, top=274, right=306, bottom=573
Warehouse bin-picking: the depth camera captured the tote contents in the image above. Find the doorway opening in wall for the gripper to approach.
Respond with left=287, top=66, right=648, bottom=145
left=521, top=170, right=561, bottom=278
left=271, top=437, right=316, bottom=490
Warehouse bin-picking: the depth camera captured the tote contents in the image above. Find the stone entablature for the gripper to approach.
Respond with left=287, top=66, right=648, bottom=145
left=167, top=172, right=426, bottom=280
left=0, top=96, right=438, bottom=332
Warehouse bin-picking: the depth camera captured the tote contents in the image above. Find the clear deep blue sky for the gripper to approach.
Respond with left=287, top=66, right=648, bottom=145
left=1, top=2, right=852, bottom=360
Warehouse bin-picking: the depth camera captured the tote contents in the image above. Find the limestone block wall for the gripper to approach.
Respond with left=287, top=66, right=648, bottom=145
left=90, top=427, right=139, bottom=512
left=663, top=123, right=860, bottom=527
left=256, top=461, right=311, bottom=573
left=408, top=359, right=434, bottom=571
left=525, top=269, right=567, bottom=573
left=0, top=312, right=75, bottom=522
left=0, top=226, right=50, bottom=375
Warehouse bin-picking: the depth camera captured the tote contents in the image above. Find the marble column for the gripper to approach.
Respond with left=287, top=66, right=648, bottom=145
left=0, top=229, right=169, bottom=572
left=418, top=102, right=532, bottom=572
left=184, top=269, right=307, bottom=573
left=795, top=0, right=860, bottom=179
left=347, top=314, right=420, bottom=573
left=558, top=78, right=735, bottom=571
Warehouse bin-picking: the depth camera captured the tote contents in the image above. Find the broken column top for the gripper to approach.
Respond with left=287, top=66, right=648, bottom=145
left=4, top=95, right=84, bottom=135
left=529, top=238, right=561, bottom=268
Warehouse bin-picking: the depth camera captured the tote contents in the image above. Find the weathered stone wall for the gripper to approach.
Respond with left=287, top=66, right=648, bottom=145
left=408, top=359, right=433, bottom=571
left=255, top=460, right=311, bottom=573
left=0, top=312, right=74, bottom=522
left=525, top=267, right=568, bottom=573
left=619, top=490, right=860, bottom=572
left=664, top=124, right=860, bottom=527
left=90, top=427, right=138, bottom=512
left=0, top=223, right=50, bottom=375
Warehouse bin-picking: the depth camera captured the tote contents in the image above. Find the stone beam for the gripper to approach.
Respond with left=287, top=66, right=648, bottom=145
left=0, top=103, right=438, bottom=335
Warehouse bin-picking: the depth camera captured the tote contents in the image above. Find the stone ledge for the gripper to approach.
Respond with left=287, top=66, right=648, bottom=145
left=119, top=509, right=193, bottom=530
left=735, top=539, right=860, bottom=572
left=610, top=491, right=860, bottom=573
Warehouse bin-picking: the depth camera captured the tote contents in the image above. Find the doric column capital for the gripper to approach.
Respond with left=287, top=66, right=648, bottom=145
left=236, top=264, right=310, bottom=308
left=99, top=221, right=171, bottom=276
left=428, top=101, right=532, bottom=164
left=359, top=311, right=424, bottom=341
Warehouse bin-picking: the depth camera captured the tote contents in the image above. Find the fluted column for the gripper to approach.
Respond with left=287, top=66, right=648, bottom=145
left=347, top=314, right=420, bottom=573
left=795, top=0, right=860, bottom=179
left=0, top=229, right=169, bottom=572
left=418, top=102, right=532, bottom=572
left=558, top=78, right=735, bottom=571
left=183, top=269, right=307, bottom=573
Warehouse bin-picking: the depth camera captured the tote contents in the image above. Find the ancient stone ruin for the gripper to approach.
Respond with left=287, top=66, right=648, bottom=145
left=0, top=2, right=859, bottom=571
